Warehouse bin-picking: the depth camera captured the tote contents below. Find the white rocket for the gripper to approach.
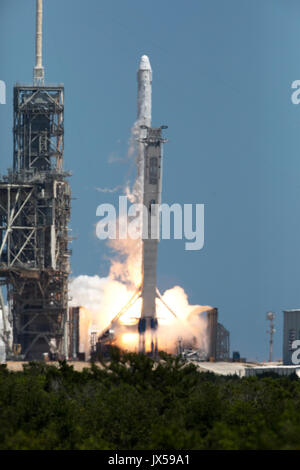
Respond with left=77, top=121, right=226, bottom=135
left=137, top=55, right=167, bottom=354
left=97, top=55, right=168, bottom=356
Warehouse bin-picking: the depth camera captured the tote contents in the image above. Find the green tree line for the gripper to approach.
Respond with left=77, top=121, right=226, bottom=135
left=0, top=349, right=300, bottom=450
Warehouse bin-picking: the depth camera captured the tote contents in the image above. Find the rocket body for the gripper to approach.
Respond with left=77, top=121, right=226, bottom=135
left=98, top=55, right=166, bottom=356
left=140, top=129, right=162, bottom=321
left=137, top=55, right=164, bottom=354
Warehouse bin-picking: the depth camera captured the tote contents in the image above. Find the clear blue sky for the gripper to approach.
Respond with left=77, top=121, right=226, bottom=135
left=1, top=0, right=300, bottom=361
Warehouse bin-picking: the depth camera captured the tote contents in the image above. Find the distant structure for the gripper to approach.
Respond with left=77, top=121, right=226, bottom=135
left=216, top=323, right=230, bottom=361
left=68, top=307, right=80, bottom=360
left=207, top=308, right=230, bottom=361
left=207, top=308, right=218, bottom=359
left=0, top=0, right=71, bottom=360
left=266, top=311, right=275, bottom=362
left=283, top=309, right=300, bottom=365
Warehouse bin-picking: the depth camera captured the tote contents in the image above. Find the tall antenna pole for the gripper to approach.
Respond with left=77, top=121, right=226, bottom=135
left=266, top=312, right=275, bottom=362
left=34, top=0, right=44, bottom=85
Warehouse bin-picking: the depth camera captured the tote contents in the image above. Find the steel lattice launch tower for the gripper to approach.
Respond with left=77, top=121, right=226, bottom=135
left=0, top=0, right=71, bottom=360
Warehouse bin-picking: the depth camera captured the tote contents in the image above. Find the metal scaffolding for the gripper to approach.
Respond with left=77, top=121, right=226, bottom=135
left=0, top=85, right=71, bottom=360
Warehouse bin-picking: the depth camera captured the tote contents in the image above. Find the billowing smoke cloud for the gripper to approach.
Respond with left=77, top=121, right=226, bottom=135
left=69, top=275, right=209, bottom=357
left=156, top=286, right=209, bottom=353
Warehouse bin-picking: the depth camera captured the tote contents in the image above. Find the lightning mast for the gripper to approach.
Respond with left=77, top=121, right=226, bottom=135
left=34, top=0, right=44, bottom=85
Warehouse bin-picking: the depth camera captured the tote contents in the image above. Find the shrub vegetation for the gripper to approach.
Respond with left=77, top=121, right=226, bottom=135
left=0, top=349, right=299, bottom=450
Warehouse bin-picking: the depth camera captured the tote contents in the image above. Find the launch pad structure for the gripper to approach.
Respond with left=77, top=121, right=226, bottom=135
left=0, top=3, right=230, bottom=363
left=0, top=0, right=71, bottom=360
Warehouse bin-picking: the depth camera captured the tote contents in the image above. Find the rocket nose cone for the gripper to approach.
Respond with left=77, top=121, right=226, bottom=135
left=139, top=55, right=152, bottom=71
